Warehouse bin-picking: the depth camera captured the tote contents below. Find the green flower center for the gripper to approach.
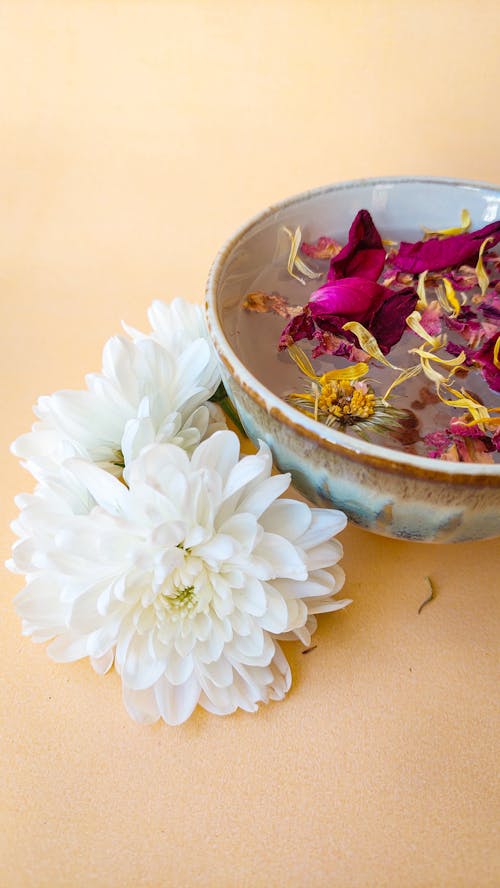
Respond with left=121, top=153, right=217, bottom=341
left=154, top=582, right=200, bottom=625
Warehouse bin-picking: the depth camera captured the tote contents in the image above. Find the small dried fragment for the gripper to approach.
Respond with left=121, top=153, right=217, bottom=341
left=301, top=237, right=341, bottom=260
left=243, top=290, right=301, bottom=319
left=418, top=576, right=437, bottom=614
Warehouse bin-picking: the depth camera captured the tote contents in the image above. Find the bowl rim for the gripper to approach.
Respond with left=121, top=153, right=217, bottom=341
left=205, top=175, right=500, bottom=483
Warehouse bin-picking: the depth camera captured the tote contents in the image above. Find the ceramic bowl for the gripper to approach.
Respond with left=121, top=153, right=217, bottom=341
left=205, top=177, right=500, bottom=543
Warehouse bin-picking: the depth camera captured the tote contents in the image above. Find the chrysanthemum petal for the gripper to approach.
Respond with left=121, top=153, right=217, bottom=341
left=123, top=684, right=160, bottom=725
left=65, top=459, right=129, bottom=514
left=190, top=429, right=240, bottom=480
left=258, top=584, right=290, bottom=633
left=90, top=649, right=114, bottom=675
left=164, top=649, right=194, bottom=686
left=305, top=539, right=344, bottom=570
left=46, top=632, right=91, bottom=662
left=201, top=656, right=234, bottom=688
left=253, top=532, right=308, bottom=581
left=238, top=475, right=292, bottom=520
left=14, top=576, right=68, bottom=632
left=120, top=633, right=167, bottom=690
left=259, top=498, right=311, bottom=540
left=154, top=672, right=200, bottom=725
left=296, top=509, right=347, bottom=550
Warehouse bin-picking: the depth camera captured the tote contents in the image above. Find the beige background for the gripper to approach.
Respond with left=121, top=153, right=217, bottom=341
left=1, top=2, right=499, bottom=886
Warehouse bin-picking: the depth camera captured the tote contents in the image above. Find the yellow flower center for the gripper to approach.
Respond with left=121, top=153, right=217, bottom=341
left=155, top=585, right=199, bottom=624
left=318, top=380, right=375, bottom=423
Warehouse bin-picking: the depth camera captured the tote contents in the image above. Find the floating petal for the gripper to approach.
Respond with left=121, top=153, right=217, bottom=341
left=422, top=208, right=471, bottom=239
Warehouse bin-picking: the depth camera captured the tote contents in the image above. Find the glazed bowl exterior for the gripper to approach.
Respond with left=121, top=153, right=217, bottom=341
left=205, top=177, right=500, bottom=542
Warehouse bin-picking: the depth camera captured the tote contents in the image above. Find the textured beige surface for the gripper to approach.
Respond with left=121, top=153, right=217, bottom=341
left=1, top=2, right=499, bottom=886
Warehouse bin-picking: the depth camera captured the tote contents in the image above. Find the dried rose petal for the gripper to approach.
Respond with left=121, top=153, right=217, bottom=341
left=475, top=334, right=500, bottom=393
left=309, top=277, right=388, bottom=324
left=455, top=437, right=495, bottom=463
left=327, top=209, right=386, bottom=282
left=445, top=306, right=484, bottom=347
left=369, top=287, right=418, bottom=354
left=281, top=276, right=417, bottom=357
left=243, top=290, right=300, bottom=319
left=278, top=307, right=316, bottom=350
left=447, top=265, right=478, bottom=290
left=301, top=236, right=342, bottom=260
left=424, top=429, right=452, bottom=458
left=445, top=340, right=476, bottom=366
left=478, top=291, right=500, bottom=322
left=425, top=417, right=496, bottom=463
left=311, top=330, right=368, bottom=362
left=418, top=300, right=443, bottom=338
left=393, top=220, right=500, bottom=274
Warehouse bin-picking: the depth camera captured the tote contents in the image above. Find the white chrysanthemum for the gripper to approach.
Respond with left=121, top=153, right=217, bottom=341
left=123, top=297, right=211, bottom=353
left=9, top=431, right=348, bottom=725
left=12, top=301, right=224, bottom=479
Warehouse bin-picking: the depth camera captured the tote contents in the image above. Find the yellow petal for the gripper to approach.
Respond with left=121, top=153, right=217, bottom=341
left=409, top=345, right=465, bottom=368
left=342, top=322, right=401, bottom=369
left=405, top=310, right=442, bottom=348
left=283, top=226, right=322, bottom=285
left=294, top=255, right=323, bottom=280
left=442, top=278, right=461, bottom=318
left=438, top=387, right=491, bottom=424
left=494, top=335, right=500, bottom=370
left=409, top=347, right=466, bottom=387
left=422, top=208, right=471, bottom=238
left=475, top=236, right=494, bottom=297
left=460, top=416, right=500, bottom=428
left=287, top=344, right=318, bottom=380
left=419, top=356, right=449, bottom=385
left=381, top=364, right=422, bottom=404
left=416, top=270, right=429, bottom=309
left=319, top=362, right=369, bottom=385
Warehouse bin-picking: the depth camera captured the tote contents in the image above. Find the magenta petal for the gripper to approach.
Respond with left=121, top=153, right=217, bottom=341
left=419, top=301, right=443, bottom=338
left=394, top=221, right=500, bottom=274
left=445, top=341, right=476, bottom=365
left=478, top=291, right=500, bottom=322
left=278, top=307, right=315, bottom=350
left=369, top=286, right=418, bottom=353
left=309, top=277, right=388, bottom=322
left=424, top=430, right=451, bottom=458
left=475, top=333, right=500, bottom=393
left=301, top=236, right=341, bottom=259
left=312, top=332, right=367, bottom=362
left=445, top=307, right=483, bottom=346
left=327, top=209, right=386, bottom=282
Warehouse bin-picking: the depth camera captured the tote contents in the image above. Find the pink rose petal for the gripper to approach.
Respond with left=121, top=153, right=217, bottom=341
left=393, top=221, right=500, bottom=274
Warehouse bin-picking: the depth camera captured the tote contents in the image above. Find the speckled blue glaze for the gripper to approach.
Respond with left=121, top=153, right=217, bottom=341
left=206, top=177, right=500, bottom=543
